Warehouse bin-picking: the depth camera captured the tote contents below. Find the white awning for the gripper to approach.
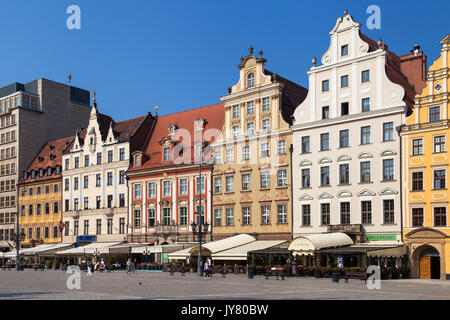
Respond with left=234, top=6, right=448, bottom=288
left=4, top=244, right=57, bottom=258
left=288, top=233, right=354, bottom=256
left=211, top=240, right=286, bottom=261
left=168, top=246, right=194, bottom=260
left=108, top=243, right=152, bottom=254
left=35, top=243, right=76, bottom=256
left=132, top=243, right=197, bottom=254
left=56, top=242, right=122, bottom=255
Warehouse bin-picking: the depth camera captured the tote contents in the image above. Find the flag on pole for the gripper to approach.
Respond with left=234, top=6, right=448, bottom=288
left=58, top=220, right=65, bottom=233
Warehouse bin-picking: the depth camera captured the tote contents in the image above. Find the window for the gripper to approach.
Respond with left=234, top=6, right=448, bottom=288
left=302, top=205, right=311, bottom=226
left=247, top=73, right=255, bottom=88
left=54, top=202, right=59, bottom=214
left=412, top=208, right=424, bottom=227
left=134, top=209, right=141, bottom=228
left=64, top=222, right=69, bottom=236
left=196, top=177, right=205, bottom=195
left=321, top=203, right=330, bottom=225
left=301, top=169, right=310, bottom=188
left=339, top=164, right=350, bottom=184
left=412, top=172, right=423, bottom=191
left=119, top=148, right=125, bottom=161
left=277, top=170, right=287, bottom=187
left=74, top=177, right=79, bottom=190
left=65, top=159, right=70, bottom=170
left=108, top=150, right=113, bottom=163
left=45, top=203, right=50, bottom=214
left=21, top=205, right=25, bottom=216
left=96, top=174, right=101, bottom=187
left=361, top=161, right=371, bottom=183
left=45, top=185, right=50, bottom=194
left=339, top=130, right=349, bottom=148
left=135, top=155, right=141, bottom=166
left=260, top=171, right=270, bottom=189
left=383, top=122, right=394, bottom=142
left=341, top=75, right=349, bottom=87
left=242, top=174, right=250, bottom=191
left=321, top=166, right=330, bottom=186
left=261, top=143, right=269, bottom=157
left=412, top=138, right=423, bottom=155
left=320, top=133, right=329, bottom=151
left=179, top=178, right=188, bottom=196
left=119, top=194, right=125, bottom=207
left=44, top=227, right=49, bottom=239
left=74, top=199, right=79, bottom=211
left=163, top=181, right=171, bottom=197
left=341, top=202, right=350, bottom=224
left=65, top=199, right=70, bottom=212
left=119, top=170, right=125, bottom=184
left=107, top=195, right=113, bottom=208
left=97, top=153, right=102, bottom=165
left=302, top=136, right=310, bottom=153
left=37, top=187, right=41, bottom=195
left=261, top=206, right=270, bottom=224
left=434, top=136, right=446, bottom=153
left=83, top=220, right=89, bottom=235
left=322, top=80, right=329, bottom=92
left=36, top=227, right=41, bottom=239
left=341, top=102, right=349, bottom=116
left=362, top=70, right=370, bottom=83
left=134, top=184, right=142, bottom=199
left=148, top=182, right=156, bottom=198
left=247, top=122, right=254, bottom=136
left=262, top=97, right=270, bottom=111
left=362, top=98, right=370, bottom=112
left=383, top=159, right=394, bottom=181
left=225, top=176, right=234, bottom=192
left=232, top=126, right=239, bottom=138
left=36, top=204, right=41, bottom=215
left=361, top=126, right=371, bottom=145
left=96, top=219, right=102, bottom=235
left=180, top=207, right=187, bottom=226
left=361, top=201, right=372, bottom=224
left=278, top=204, right=287, bottom=224
left=215, top=150, right=222, bottom=164
left=214, top=177, right=222, bottom=193
left=28, top=204, right=33, bottom=216
left=214, top=209, right=222, bottom=226
left=74, top=157, right=79, bottom=168
left=163, top=147, right=171, bottom=161
left=148, top=209, right=155, bottom=227
left=434, top=207, right=446, bottom=227
left=341, top=44, right=349, bottom=56
left=226, top=208, right=234, bottom=226
left=384, top=200, right=395, bottom=224
left=107, top=172, right=113, bottom=186
left=278, top=140, right=286, bottom=155
left=232, top=105, right=239, bottom=118
left=430, top=107, right=440, bottom=122
left=107, top=219, right=113, bottom=234
left=322, top=106, right=329, bottom=119
left=241, top=207, right=251, bottom=225
left=84, top=155, right=89, bottom=167
left=434, top=170, right=446, bottom=190
left=242, top=145, right=250, bottom=160
left=262, top=119, right=270, bottom=132
left=119, top=218, right=125, bottom=234
left=74, top=221, right=79, bottom=236
left=83, top=175, right=89, bottom=188
left=226, top=149, right=234, bottom=163
left=28, top=228, right=33, bottom=239
left=247, top=101, right=254, bottom=114
left=53, top=226, right=58, bottom=238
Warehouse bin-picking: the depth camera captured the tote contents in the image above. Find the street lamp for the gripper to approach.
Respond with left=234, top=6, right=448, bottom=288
left=191, top=219, right=209, bottom=277
left=13, top=211, right=25, bottom=271
left=142, top=247, right=151, bottom=268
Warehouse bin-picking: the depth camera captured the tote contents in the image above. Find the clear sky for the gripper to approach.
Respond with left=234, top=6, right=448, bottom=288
left=0, top=0, right=448, bottom=121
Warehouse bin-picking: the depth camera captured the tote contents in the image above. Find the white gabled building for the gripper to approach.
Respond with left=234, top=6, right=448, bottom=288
left=291, top=11, right=424, bottom=248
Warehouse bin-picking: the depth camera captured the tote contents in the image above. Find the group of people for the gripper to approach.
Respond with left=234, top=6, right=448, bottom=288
left=86, top=259, right=108, bottom=276
left=126, top=258, right=137, bottom=274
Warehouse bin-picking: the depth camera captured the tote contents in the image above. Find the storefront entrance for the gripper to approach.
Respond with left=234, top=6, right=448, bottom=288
left=419, top=247, right=440, bottom=279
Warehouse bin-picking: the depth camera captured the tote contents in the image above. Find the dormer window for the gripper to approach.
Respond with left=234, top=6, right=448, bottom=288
left=31, top=171, right=36, bottom=179
left=24, top=172, right=28, bottom=180
left=341, top=44, right=349, bottom=56
left=39, top=169, right=44, bottom=177
left=163, top=147, right=171, bottom=161
left=55, top=166, right=61, bottom=175
left=47, top=167, right=52, bottom=176
left=135, top=155, right=141, bottom=166
left=247, top=73, right=255, bottom=88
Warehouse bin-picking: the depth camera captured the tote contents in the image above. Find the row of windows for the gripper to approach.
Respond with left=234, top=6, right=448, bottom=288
left=0, top=130, right=16, bottom=145
left=132, top=206, right=205, bottom=228
left=22, top=184, right=59, bottom=197
left=0, top=179, right=15, bottom=193
left=23, top=166, right=61, bottom=180
left=301, top=122, right=394, bottom=153
left=0, top=114, right=16, bottom=127
left=64, top=171, right=125, bottom=191
left=0, top=196, right=15, bottom=208
left=215, top=141, right=286, bottom=164
left=231, top=97, right=271, bottom=119
left=231, top=119, right=271, bottom=138
left=0, top=213, right=15, bottom=224
left=411, top=135, right=446, bottom=155
left=65, top=148, right=126, bottom=170
left=21, top=202, right=59, bottom=216
left=64, top=218, right=126, bottom=236
left=22, top=226, right=59, bottom=240
left=321, top=98, right=371, bottom=120
left=411, top=170, right=448, bottom=191
left=133, top=178, right=205, bottom=200
left=301, top=159, right=395, bottom=188
left=411, top=207, right=447, bottom=227
left=65, top=194, right=125, bottom=211
left=0, top=229, right=14, bottom=240
left=321, top=70, right=370, bottom=92
left=0, top=146, right=16, bottom=160
left=213, top=170, right=288, bottom=193
left=0, top=163, right=16, bottom=176
left=300, top=200, right=395, bottom=226
left=213, top=205, right=288, bottom=226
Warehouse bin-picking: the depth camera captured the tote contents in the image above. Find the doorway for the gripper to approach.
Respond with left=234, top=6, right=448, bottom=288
left=419, top=247, right=440, bottom=279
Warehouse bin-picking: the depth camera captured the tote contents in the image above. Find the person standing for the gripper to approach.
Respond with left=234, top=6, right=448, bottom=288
left=126, top=259, right=132, bottom=275
left=86, top=260, right=92, bottom=277
left=204, top=260, right=210, bottom=279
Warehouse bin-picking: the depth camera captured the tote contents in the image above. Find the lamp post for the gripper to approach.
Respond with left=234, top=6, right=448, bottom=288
left=142, top=247, right=151, bottom=268
left=14, top=211, right=25, bottom=271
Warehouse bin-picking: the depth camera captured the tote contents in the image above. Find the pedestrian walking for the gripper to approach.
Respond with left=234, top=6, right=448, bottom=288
left=204, top=260, right=210, bottom=279
left=126, top=259, right=132, bottom=275
left=86, top=260, right=92, bottom=277
left=132, top=259, right=137, bottom=273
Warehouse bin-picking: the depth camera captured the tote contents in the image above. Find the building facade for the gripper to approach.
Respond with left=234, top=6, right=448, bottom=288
left=126, top=104, right=224, bottom=244
left=291, top=12, right=425, bottom=245
left=211, top=47, right=307, bottom=241
left=61, top=101, right=154, bottom=245
left=401, top=34, right=450, bottom=280
left=17, top=137, right=73, bottom=248
left=0, top=79, right=90, bottom=252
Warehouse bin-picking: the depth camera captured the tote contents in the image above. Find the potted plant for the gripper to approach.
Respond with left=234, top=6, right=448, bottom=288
left=45, top=260, right=52, bottom=269
left=52, top=261, right=59, bottom=270
left=32, top=263, right=40, bottom=271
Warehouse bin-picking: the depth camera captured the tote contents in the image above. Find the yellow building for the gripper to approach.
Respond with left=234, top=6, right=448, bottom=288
left=401, top=35, right=450, bottom=280
left=17, top=136, right=73, bottom=248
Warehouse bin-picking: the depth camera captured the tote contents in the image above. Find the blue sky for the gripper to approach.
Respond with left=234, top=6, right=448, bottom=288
left=0, top=0, right=448, bottom=121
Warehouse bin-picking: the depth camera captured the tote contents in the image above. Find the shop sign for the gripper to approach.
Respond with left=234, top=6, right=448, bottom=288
left=366, top=234, right=396, bottom=241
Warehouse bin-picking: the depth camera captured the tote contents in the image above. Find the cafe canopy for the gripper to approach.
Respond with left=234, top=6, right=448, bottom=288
left=288, top=233, right=354, bottom=256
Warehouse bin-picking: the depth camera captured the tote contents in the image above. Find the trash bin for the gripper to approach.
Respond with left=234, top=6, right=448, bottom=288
left=331, top=271, right=340, bottom=283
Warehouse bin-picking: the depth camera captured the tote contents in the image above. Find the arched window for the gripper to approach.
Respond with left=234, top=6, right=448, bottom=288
left=247, top=73, right=255, bottom=88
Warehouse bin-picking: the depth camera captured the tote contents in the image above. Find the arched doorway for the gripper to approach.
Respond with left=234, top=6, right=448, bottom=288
left=418, top=246, right=440, bottom=279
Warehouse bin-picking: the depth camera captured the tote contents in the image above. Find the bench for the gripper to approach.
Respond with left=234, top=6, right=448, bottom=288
left=344, top=271, right=367, bottom=283
left=265, top=270, right=285, bottom=280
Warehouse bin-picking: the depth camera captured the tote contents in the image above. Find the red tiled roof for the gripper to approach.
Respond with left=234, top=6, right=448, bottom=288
left=19, top=136, right=74, bottom=184
left=113, top=115, right=147, bottom=142
left=128, top=103, right=224, bottom=172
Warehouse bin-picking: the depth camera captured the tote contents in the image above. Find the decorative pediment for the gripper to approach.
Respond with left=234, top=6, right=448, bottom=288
left=337, top=155, right=351, bottom=162
left=159, top=137, right=173, bottom=146
left=240, top=166, right=252, bottom=172
left=318, top=192, right=333, bottom=200
left=318, top=157, right=332, bottom=164
left=299, top=194, right=313, bottom=201
left=337, top=190, right=352, bottom=198
left=378, top=188, right=398, bottom=196
left=213, top=170, right=223, bottom=175
left=358, top=152, right=373, bottom=159
left=299, top=160, right=312, bottom=167
left=177, top=199, right=189, bottom=206
left=405, top=227, right=448, bottom=239
left=240, top=194, right=253, bottom=204
left=258, top=195, right=272, bottom=202
left=275, top=192, right=289, bottom=201
left=357, top=189, right=376, bottom=197
left=380, top=149, right=397, bottom=157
